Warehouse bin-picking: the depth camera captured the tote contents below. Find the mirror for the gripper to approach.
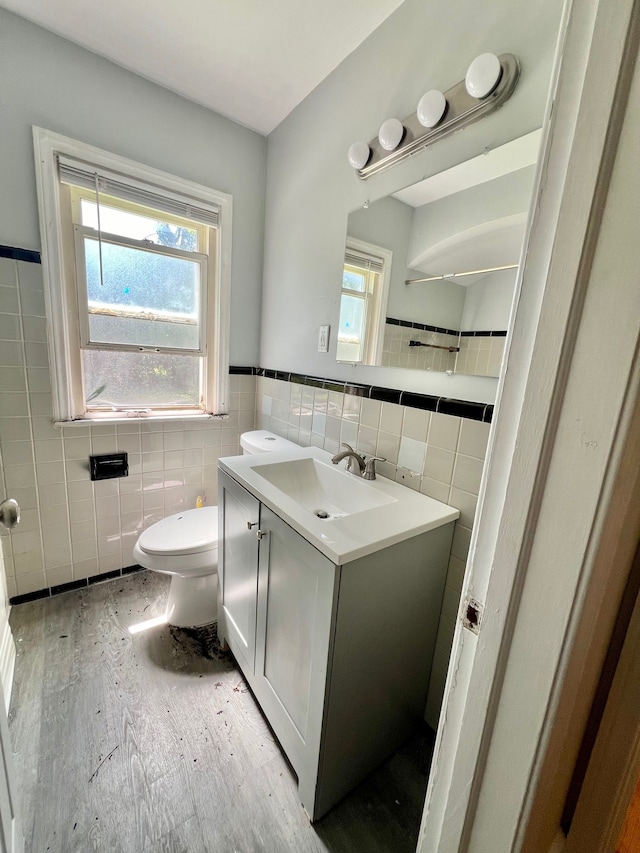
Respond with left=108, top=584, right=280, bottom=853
left=337, top=130, right=541, bottom=378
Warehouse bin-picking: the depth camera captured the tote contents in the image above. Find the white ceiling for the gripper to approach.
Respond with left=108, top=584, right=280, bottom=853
left=0, top=0, right=406, bottom=135
left=393, top=130, right=542, bottom=208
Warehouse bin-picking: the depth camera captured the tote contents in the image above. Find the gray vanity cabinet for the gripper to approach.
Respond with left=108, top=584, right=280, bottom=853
left=218, top=468, right=454, bottom=822
left=219, top=471, right=260, bottom=675
left=254, top=505, right=337, bottom=812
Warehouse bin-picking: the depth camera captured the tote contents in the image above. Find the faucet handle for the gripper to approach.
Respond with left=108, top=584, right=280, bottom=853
left=340, top=442, right=355, bottom=452
left=363, top=456, right=386, bottom=480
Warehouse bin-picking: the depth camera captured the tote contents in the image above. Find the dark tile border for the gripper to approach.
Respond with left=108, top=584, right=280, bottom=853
left=386, top=317, right=460, bottom=337
left=459, top=330, right=508, bottom=338
left=386, top=316, right=506, bottom=338
left=0, top=245, right=41, bottom=264
left=256, top=367, right=493, bottom=423
left=10, top=565, right=143, bottom=606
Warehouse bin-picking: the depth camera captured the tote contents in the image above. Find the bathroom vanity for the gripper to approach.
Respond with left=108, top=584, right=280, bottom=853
left=217, top=447, right=459, bottom=821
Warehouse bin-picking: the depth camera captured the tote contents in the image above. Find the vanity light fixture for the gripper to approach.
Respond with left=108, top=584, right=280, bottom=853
left=347, top=141, right=371, bottom=170
left=465, top=52, right=503, bottom=99
left=417, top=90, right=447, bottom=128
left=378, top=118, right=405, bottom=151
left=348, top=52, right=520, bottom=180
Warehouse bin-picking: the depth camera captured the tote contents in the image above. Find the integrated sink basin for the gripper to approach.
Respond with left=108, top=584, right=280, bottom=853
left=218, top=446, right=460, bottom=565
left=252, top=456, right=396, bottom=519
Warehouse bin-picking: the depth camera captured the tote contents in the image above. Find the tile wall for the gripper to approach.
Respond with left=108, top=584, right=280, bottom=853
left=0, top=250, right=491, bottom=728
left=255, top=374, right=490, bottom=728
left=382, top=322, right=458, bottom=372
left=0, top=256, right=255, bottom=600
left=456, top=334, right=506, bottom=377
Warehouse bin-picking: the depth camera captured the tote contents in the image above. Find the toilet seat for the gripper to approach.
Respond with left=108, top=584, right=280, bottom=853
left=137, top=507, right=218, bottom=557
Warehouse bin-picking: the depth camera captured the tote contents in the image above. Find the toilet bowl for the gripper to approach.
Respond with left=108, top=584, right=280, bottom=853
left=132, top=430, right=299, bottom=628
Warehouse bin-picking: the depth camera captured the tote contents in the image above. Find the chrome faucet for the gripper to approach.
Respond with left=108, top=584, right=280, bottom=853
left=331, top=443, right=366, bottom=476
left=331, top=444, right=386, bottom=480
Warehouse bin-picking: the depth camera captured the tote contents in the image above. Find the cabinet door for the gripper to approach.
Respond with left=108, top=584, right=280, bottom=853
left=255, top=506, right=338, bottom=813
left=218, top=471, right=260, bottom=674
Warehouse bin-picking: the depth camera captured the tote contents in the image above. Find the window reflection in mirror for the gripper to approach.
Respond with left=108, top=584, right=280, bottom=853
left=337, top=239, right=391, bottom=364
left=338, top=130, right=541, bottom=378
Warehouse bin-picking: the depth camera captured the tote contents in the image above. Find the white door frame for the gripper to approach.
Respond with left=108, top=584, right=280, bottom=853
left=0, top=533, right=22, bottom=853
left=418, top=0, right=640, bottom=850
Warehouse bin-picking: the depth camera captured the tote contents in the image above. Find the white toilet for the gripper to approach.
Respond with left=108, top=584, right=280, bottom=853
left=132, top=430, right=298, bottom=627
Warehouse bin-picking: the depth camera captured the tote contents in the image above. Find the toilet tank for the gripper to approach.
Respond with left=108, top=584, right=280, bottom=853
left=240, top=430, right=299, bottom=455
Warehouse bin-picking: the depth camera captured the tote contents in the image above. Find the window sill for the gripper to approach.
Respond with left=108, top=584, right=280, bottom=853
left=54, top=413, right=228, bottom=428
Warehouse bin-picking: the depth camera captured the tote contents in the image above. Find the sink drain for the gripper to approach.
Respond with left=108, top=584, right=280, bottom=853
left=314, top=509, right=330, bottom=519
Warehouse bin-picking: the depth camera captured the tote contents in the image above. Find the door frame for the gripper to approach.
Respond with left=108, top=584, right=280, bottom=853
left=417, top=0, right=640, bottom=850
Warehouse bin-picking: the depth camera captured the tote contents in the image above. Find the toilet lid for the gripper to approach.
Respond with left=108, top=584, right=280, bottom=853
left=138, top=507, right=218, bottom=557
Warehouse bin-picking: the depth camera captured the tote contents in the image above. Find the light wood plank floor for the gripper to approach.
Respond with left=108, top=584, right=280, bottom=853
left=9, top=571, right=434, bottom=853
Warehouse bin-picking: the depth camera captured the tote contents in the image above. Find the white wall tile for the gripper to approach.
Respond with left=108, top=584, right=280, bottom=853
left=420, top=477, right=450, bottom=503
left=360, top=398, right=381, bottom=430
left=71, top=519, right=97, bottom=543
left=428, top=413, right=461, bottom=451
left=0, top=314, right=21, bottom=341
left=2, top=441, right=34, bottom=467
left=34, top=438, right=63, bottom=463
left=0, top=367, right=26, bottom=393
left=72, top=539, right=97, bottom=563
left=357, top=425, right=378, bottom=455
left=46, top=565, right=73, bottom=588
left=448, top=488, right=479, bottom=528
left=402, top=408, right=430, bottom=443
left=0, top=393, right=28, bottom=417
left=451, top=454, right=484, bottom=495
left=0, top=287, right=19, bottom=315
left=0, top=341, right=24, bottom=366
left=380, top=402, right=403, bottom=435
left=44, top=544, right=72, bottom=569
left=398, top=436, right=426, bottom=473
left=374, top=431, right=399, bottom=465
left=39, top=503, right=68, bottom=529
left=451, top=523, right=472, bottom=562
left=0, top=417, right=31, bottom=441
left=423, top=446, right=455, bottom=484
left=38, top=483, right=67, bottom=507
left=5, top=465, right=36, bottom=490
left=26, top=367, right=50, bottom=393
left=16, top=571, right=46, bottom=595
left=21, top=316, right=46, bottom=343
left=458, top=419, right=491, bottom=459
left=14, top=549, right=44, bottom=574
left=0, top=259, right=17, bottom=288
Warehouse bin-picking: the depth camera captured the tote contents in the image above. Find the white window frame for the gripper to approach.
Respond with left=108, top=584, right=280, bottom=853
left=336, top=237, right=392, bottom=365
left=33, top=127, right=233, bottom=424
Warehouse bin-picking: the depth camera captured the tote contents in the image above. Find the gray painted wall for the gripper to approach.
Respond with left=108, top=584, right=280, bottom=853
left=348, top=197, right=465, bottom=330
left=407, top=166, right=537, bottom=269
left=262, top=0, right=563, bottom=403
left=462, top=270, right=516, bottom=332
left=0, top=8, right=266, bottom=366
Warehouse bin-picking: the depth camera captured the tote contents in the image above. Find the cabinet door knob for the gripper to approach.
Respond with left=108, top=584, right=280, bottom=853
left=247, top=521, right=258, bottom=530
left=256, top=529, right=267, bottom=540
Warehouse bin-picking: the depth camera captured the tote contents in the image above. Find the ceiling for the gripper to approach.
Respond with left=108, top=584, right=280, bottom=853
left=0, top=0, right=406, bottom=135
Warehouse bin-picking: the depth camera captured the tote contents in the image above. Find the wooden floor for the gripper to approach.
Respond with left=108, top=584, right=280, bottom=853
left=9, top=571, right=434, bottom=853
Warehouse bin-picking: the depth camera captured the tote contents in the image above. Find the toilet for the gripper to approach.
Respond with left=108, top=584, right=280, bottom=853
left=132, top=430, right=299, bottom=627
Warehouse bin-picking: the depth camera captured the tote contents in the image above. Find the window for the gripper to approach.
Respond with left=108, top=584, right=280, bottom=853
left=33, top=128, right=232, bottom=422
left=336, top=239, right=391, bottom=365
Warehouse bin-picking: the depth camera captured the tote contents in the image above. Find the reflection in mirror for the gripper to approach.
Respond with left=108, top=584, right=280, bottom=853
left=337, top=130, right=541, bottom=378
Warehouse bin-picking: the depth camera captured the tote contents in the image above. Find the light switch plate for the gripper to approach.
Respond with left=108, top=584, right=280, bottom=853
left=318, top=325, right=330, bottom=353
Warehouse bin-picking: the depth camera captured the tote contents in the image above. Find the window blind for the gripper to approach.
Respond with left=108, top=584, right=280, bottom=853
left=344, top=249, right=385, bottom=274
left=58, top=155, right=219, bottom=228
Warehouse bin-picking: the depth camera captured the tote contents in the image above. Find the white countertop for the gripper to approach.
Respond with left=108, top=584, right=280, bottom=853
left=218, top=446, right=460, bottom=565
